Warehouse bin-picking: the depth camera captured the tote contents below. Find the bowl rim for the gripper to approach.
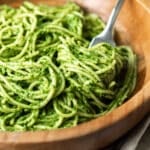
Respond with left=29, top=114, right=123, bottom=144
left=0, top=0, right=150, bottom=145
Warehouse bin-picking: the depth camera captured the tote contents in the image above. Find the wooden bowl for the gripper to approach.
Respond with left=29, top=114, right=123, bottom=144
left=0, top=0, right=150, bottom=150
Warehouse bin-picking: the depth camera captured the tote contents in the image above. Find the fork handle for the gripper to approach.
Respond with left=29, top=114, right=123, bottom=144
left=104, top=0, right=125, bottom=33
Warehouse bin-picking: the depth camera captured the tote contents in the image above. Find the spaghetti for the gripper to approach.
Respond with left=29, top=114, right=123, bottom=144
left=0, top=2, right=136, bottom=131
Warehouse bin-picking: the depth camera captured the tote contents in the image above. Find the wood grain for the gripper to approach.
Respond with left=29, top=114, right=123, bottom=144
left=0, top=0, right=149, bottom=150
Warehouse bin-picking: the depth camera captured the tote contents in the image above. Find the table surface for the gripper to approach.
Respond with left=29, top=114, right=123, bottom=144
left=105, top=114, right=150, bottom=150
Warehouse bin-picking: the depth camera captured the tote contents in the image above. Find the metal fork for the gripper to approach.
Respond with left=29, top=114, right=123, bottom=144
left=89, top=0, right=125, bottom=47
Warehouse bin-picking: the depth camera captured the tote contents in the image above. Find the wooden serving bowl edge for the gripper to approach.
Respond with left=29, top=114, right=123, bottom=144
left=0, top=0, right=150, bottom=150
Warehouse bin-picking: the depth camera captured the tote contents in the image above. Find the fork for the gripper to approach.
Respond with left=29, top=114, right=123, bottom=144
left=89, top=0, right=125, bottom=47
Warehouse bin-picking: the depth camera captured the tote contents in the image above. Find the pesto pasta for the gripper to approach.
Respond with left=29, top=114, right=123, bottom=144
left=0, top=2, right=136, bottom=131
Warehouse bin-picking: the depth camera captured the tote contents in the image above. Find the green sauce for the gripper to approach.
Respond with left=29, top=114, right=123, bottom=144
left=0, top=2, right=137, bottom=131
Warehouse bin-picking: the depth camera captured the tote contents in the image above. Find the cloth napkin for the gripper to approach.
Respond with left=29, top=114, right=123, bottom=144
left=105, top=114, right=150, bottom=150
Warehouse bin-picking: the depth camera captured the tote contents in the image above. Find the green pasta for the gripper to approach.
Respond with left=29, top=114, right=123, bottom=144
left=0, top=2, right=137, bottom=131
